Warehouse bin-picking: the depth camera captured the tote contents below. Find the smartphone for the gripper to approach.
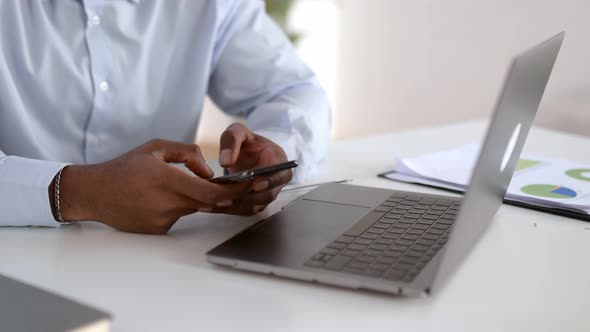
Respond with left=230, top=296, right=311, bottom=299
left=209, top=160, right=298, bottom=184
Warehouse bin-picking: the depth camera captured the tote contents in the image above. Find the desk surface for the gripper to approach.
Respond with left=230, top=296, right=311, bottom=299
left=1, top=121, right=589, bottom=332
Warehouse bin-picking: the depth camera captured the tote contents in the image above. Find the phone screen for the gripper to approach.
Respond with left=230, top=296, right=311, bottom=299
left=209, top=160, right=298, bottom=184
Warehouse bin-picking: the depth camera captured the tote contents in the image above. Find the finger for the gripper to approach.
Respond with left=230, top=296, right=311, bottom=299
left=149, top=139, right=214, bottom=179
left=201, top=203, right=267, bottom=216
left=171, top=169, right=251, bottom=205
left=238, top=188, right=280, bottom=206
left=251, top=168, right=293, bottom=193
left=219, top=123, right=255, bottom=168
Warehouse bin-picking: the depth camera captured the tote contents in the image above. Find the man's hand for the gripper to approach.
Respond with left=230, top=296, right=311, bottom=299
left=51, top=139, right=250, bottom=234
left=213, top=123, right=293, bottom=215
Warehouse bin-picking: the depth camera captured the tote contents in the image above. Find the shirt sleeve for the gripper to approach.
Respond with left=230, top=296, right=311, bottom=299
left=207, top=0, right=332, bottom=182
left=0, top=149, right=68, bottom=227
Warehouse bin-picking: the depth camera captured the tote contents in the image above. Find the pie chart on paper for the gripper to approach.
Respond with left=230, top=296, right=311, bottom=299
left=521, top=184, right=577, bottom=199
left=565, top=169, right=590, bottom=182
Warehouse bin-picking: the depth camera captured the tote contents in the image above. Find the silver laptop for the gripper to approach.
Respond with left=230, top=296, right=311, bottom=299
left=207, top=33, right=565, bottom=296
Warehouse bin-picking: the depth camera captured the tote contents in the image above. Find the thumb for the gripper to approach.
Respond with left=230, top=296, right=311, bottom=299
left=219, top=123, right=254, bottom=168
left=150, top=140, right=214, bottom=179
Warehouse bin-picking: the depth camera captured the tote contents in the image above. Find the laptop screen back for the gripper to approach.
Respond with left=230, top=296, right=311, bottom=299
left=431, top=32, right=565, bottom=293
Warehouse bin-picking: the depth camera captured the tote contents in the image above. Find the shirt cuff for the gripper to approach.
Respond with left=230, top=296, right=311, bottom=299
left=253, top=130, right=315, bottom=183
left=0, top=156, right=69, bottom=227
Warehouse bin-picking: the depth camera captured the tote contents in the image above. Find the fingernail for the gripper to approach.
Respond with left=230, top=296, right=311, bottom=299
left=219, top=149, right=232, bottom=166
left=253, top=181, right=269, bottom=192
left=200, top=208, right=213, bottom=213
left=217, top=200, right=232, bottom=207
left=206, top=164, right=215, bottom=177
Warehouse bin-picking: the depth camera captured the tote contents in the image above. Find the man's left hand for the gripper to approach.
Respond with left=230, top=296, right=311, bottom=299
left=212, top=123, right=293, bottom=215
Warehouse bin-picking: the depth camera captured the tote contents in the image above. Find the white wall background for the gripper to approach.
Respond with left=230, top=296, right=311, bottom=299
left=335, top=0, right=590, bottom=138
left=197, top=0, right=590, bottom=151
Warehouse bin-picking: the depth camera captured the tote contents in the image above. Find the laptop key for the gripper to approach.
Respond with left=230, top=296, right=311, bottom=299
left=401, top=234, right=420, bottom=241
left=374, top=207, right=391, bottom=213
left=382, top=233, right=400, bottom=240
left=376, top=238, right=395, bottom=245
left=325, top=255, right=353, bottom=270
left=428, top=228, right=445, bottom=235
left=383, top=250, right=402, bottom=258
left=396, top=239, right=413, bottom=246
left=388, top=228, right=405, bottom=234
left=343, top=211, right=386, bottom=237
left=367, top=227, right=386, bottom=235
left=341, top=249, right=362, bottom=257
left=348, top=243, right=368, bottom=251
left=335, top=235, right=355, bottom=244
left=406, top=250, right=424, bottom=258
left=417, top=238, right=435, bottom=246
left=364, top=249, right=381, bottom=257
left=423, top=233, right=440, bottom=240
left=320, top=255, right=333, bottom=262
left=419, top=197, right=438, bottom=205
left=438, top=218, right=455, bottom=225
left=437, top=199, right=455, bottom=206
left=399, top=256, right=419, bottom=265
left=377, top=257, right=396, bottom=264
left=320, top=248, right=339, bottom=255
left=412, top=244, right=430, bottom=252
left=413, top=223, right=429, bottom=230
left=357, top=255, right=376, bottom=263
left=374, top=223, right=390, bottom=229
left=361, top=233, right=380, bottom=240
left=327, top=242, right=347, bottom=249
left=355, top=238, right=373, bottom=245
left=432, top=223, right=450, bottom=230
left=369, top=244, right=388, bottom=251
left=407, top=228, right=424, bottom=235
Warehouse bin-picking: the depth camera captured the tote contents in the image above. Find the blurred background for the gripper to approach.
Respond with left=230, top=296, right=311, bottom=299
left=197, top=0, right=589, bottom=156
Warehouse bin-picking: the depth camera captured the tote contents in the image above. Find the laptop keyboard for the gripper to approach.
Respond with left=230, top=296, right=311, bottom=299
left=304, top=192, right=461, bottom=283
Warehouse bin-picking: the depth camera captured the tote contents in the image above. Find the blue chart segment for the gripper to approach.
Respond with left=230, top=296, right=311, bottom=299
left=551, top=186, right=577, bottom=198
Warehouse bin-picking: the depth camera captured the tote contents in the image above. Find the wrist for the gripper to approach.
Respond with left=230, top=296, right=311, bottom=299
left=53, top=164, right=102, bottom=222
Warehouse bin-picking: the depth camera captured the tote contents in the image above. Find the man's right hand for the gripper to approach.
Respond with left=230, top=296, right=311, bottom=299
left=51, top=139, right=250, bottom=234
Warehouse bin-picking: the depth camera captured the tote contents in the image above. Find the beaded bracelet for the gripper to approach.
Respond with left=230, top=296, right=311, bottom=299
left=54, top=168, right=71, bottom=225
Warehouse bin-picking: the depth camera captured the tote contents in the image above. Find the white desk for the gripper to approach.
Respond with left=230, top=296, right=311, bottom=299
left=1, top=121, right=589, bottom=332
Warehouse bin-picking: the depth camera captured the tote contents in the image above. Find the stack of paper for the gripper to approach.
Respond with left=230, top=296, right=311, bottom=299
left=383, top=144, right=590, bottom=217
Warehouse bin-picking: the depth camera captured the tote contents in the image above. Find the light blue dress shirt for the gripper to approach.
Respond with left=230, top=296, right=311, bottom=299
left=0, top=0, right=331, bottom=227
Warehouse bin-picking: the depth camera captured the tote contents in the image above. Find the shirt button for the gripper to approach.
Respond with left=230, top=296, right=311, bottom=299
left=99, top=81, right=109, bottom=92
left=90, top=15, right=101, bottom=25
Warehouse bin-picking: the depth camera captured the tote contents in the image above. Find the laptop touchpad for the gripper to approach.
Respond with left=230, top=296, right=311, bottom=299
left=209, top=199, right=370, bottom=268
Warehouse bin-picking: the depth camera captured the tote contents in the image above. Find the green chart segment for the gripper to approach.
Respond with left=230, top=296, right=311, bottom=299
left=565, top=169, right=590, bottom=182
left=516, top=159, right=542, bottom=171
left=521, top=184, right=577, bottom=199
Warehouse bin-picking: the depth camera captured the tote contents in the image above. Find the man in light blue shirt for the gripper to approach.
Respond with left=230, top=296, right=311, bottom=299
left=0, top=0, right=331, bottom=233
